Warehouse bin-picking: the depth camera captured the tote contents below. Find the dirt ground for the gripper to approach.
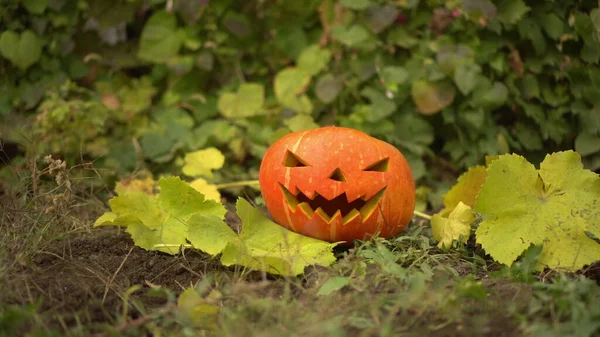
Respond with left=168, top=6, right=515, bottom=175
left=1, top=224, right=535, bottom=337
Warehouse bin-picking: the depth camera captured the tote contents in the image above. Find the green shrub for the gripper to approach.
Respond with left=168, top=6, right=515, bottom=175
left=1, top=0, right=598, bottom=185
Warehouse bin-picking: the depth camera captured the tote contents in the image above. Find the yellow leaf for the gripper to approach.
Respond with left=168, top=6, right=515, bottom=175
left=431, top=202, right=475, bottom=249
left=190, top=178, right=221, bottom=202
left=115, top=177, right=156, bottom=195
left=440, top=165, right=487, bottom=217
left=182, top=147, right=225, bottom=178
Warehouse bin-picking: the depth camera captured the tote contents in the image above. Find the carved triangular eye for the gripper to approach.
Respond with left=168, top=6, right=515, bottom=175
left=283, top=150, right=309, bottom=167
left=363, top=158, right=389, bottom=172
left=328, top=168, right=347, bottom=182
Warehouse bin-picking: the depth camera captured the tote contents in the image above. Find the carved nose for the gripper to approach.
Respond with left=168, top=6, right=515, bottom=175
left=328, top=168, right=347, bottom=182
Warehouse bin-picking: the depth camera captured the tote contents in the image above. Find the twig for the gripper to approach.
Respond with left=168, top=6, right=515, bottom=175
left=413, top=210, right=433, bottom=221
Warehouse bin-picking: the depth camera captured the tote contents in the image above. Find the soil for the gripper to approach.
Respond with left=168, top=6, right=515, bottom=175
left=3, top=227, right=533, bottom=337
left=8, top=228, right=217, bottom=325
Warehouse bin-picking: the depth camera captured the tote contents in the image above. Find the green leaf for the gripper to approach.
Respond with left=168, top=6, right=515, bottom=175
left=518, top=74, right=540, bottom=99
left=575, top=132, right=600, bottom=157
left=361, top=87, right=396, bottom=121
left=275, top=25, right=308, bottom=59
left=432, top=202, right=475, bottom=249
left=94, top=177, right=227, bottom=255
left=108, top=192, right=165, bottom=229
left=387, top=27, right=419, bottom=48
left=474, top=151, right=600, bottom=271
left=22, top=0, right=48, bottom=14
left=339, top=0, right=370, bottom=10
left=497, top=0, right=530, bottom=25
left=274, top=67, right=312, bottom=113
left=454, top=63, right=482, bottom=95
left=472, top=82, right=508, bottom=109
left=297, top=44, right=331, bottom=76
left=177, top=288, right=219, bottom=328
left=218, top=83, right=265, bottom=118
left=411, top=80, right=456, bottom=115
left=365, top=5, right=398, bottom=33
left=591, top=9, right=600, bottom=35
left=437, top=44, right=475, bottom=76
left=317, top=276, right=352, bottom=296
left=315, top=73, right=342, bottom=104
left=332, top=25, right=370, bottom=47
left=182, top=147, right=225, bottom=178
left=381, top=66, right=409, bottom=85
left=514, top=122, right=543, bottom=151
left=220, top=198, right=339, bottom=276
left=158, top=176, right=226, bottom=219
left=187, top=214, right=237, bottom=255
left=138, top=11, right=184, bottom=63
left=283, top=114, right=319, bottom=132
left=0, top=30, right=42, bottom=70
left=537, top=12, right=564, bottom=40
left=141, top=132, right=175, bottom=159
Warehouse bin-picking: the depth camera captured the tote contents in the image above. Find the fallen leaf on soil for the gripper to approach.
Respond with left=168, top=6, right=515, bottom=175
left=94, top=176, right=339, bottom=276
left=440, top=165, right=487, bottom=217
left=431, top=202, right=475, bottom=249
left=475, top=151, right=600, bottom=271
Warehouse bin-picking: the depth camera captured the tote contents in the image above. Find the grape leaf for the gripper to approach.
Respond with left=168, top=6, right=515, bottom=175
left=190, top=178, right=221, bottom=202
left=138, top=11, right=185, bottom=63
left=22, top=0, right=48, bottom=14
left=108, top=191, right=165, bottom=229
left=497, top=0, right=530, bottom=25
left=315, top=73, right=342, bottom=103
left=217, top=83, right=265, bottom=118
left=284, top=114, right=319, bottom=132
left=0, top=30, right=42, bottom=70
left=94, top=177, right=227, bottom=254
left=94, top=177, right=337, bottom=275
left=274, top=67, right=313, bottom=113
left=411, top=80, right=456, bottom=115
left=440, top=165, right=487, bottom=217
left=339, top=0, right=370, bottom=10
left=474, top=151, right=600, bottom=271
left=297, top=44, right=331, bottom=76
left=187, top=214, right=238, bottom=256
left=176, top=287, right=219, bottom=330
left=115, top=177, right=156, bottom=195
left=182, top=147, right=225, bottom=178
left=158, top=176, right=226, bottom=219
left=431, top=202, right=475, bottom=249
left=220, top=198, right=339, bottom=276
left=331, top=25, right=370, bottom=47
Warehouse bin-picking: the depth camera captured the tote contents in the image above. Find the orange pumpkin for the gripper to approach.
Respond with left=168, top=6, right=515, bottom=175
left=259, top=126, right=416, bottom=243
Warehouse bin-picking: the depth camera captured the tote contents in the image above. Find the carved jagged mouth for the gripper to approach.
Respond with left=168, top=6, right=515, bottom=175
left=279, top=184, right=386, bottom=223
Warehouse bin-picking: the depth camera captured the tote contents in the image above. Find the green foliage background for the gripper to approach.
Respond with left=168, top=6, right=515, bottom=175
left=1, top=0, right=599, bottom=194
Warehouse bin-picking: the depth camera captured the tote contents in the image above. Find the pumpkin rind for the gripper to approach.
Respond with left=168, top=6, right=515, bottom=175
left=259, top=126, right=416, bottom=243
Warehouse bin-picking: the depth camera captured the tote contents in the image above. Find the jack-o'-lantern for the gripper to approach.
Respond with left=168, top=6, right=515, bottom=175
left=259, top=126, right=416, bottom=243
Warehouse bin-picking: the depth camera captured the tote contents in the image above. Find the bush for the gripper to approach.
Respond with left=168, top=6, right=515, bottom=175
left=1, top=0, right=599, bottom=187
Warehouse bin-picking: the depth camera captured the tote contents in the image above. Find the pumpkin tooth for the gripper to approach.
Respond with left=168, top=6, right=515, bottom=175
left=342, top=209, right=361, bottom=224
left=280, top=183, right=386, bottom=223
left=359, top=187, right=386, bottom=220
left=279, top=183, right=299, bottom=208
left=298, top=202, right=314, bottom=217
left=314, top=208, right=343, bottom=224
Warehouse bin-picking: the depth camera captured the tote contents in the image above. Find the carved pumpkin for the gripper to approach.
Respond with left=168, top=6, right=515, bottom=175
left=259, top=126, right=416, bottom=243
